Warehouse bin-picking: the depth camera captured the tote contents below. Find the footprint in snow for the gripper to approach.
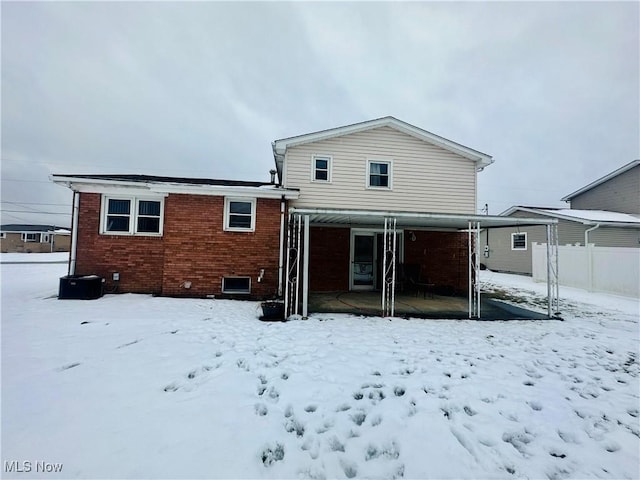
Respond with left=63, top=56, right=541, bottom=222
left=255, top=403, right=268, bottom=416
left=393, top=386, right=405, bottom=397
left=351, top=411, right=367, bottom=426
left=328, top=435, right=345, bottom=452
left=304, top=404, right=317, bottom=413
left=548, top=448, right=567, bottom=459
left=164, top=383, right=179, bottom=392
left=528, top=401, right=543, bottom=411
left=463, top=405, right=477, bottom=416
left=261, top=443, right=285, bottom=466
left=340, top=459, right=358, bottom=479
left=336, top=403, right=351, bottom=412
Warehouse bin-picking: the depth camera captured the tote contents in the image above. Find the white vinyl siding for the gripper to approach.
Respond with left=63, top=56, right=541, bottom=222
left=283, top=126, right=477, bottom=214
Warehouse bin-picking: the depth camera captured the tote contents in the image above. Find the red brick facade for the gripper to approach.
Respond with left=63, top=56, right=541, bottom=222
left=75, top=193, right=282, bottom=299
left=306, top=227, right=468, bottom=294
left=404, top=231, right=469, bottom=293
left=308, top=227, right=350, bottom=292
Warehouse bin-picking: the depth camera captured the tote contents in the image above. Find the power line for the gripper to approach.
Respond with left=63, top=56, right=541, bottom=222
left=2, top=200, right=71, bottom=207
left=0, top=210, right=71, bottom=215
left=1, top=179, right=55, bottom=184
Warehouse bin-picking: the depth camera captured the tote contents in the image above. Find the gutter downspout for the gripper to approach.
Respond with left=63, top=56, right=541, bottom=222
left=584, top=223, right=600, bottom=292
left=69, top=191, right=80, bottom=275
left=277, top=196, right=286, bottom=297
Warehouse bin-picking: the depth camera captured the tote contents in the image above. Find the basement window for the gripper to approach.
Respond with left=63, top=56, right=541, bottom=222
left=511, top=232, right=527, bottom=250
left=101, top=196, right=164, bottom=236
left=224, top=198, right=256, bottom=232
left=222, top=277, right=251, bottom=294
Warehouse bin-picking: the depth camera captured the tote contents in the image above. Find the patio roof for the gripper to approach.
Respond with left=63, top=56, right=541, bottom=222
left=289, top=207, right=557, bottom=229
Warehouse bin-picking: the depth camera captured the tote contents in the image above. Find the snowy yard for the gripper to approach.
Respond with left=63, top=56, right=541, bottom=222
left=1, top=256, right=639, bottom=479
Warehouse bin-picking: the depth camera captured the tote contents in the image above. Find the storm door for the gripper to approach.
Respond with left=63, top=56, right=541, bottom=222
left=350, top=232, right=376, bottom=290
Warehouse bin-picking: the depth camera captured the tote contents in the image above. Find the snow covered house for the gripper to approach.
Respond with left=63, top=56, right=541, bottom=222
left=52, top=117, right=559, bottom=318
left=0, top=224, right=71, bottom=253
left=481, top=160, right=640, bottom=279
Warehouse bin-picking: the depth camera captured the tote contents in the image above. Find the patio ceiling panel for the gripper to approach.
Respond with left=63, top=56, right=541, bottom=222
left=290, top=208, right=558, bottom=230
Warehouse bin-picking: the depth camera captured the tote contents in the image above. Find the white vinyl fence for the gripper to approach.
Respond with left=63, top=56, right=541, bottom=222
left=532, top=243, right=640, bottom=298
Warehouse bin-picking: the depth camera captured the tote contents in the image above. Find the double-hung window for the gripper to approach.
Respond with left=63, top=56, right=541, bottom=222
left=367, top=160, right=392, bottom=189
left=101, top=196, right=164, bottom=235
left=511, top=232, right=527, bottom=250
left=312, top=155, right=332, bottom=182
left=224, top=198, right=256, bottom=232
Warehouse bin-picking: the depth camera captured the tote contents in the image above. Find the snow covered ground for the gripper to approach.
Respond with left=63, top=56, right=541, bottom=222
left=1, top=256, right=638, bottom=479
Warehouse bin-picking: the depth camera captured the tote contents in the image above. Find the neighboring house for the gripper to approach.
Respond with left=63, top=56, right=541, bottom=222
left=52, top=117, right=557, bottom=317
left=562, top=159, right=639, bottom=214
left=481, top=160, right=640, bottom=275
left=0, top=224, right=71, bottom=253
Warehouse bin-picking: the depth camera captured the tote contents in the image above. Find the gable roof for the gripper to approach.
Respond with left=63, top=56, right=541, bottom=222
left=501, top=206, right=640, bottom=228
left=272, top=116, right=494, bottom=172
left=561, top=159, right=640, bottom=202
left=50, top=174, right=300, bottom=200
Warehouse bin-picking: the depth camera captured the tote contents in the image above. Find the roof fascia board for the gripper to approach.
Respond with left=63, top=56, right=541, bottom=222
left=561, top=160, right=640, bottom=202
left=289, top=207, right=557, bottom=226
left=273, top=117, right=493, bottom=169
left=51, top=176, right=299, bottom=199
left=503, top=206, right=640, bottom=226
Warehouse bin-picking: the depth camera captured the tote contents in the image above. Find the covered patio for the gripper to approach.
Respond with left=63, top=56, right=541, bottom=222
left=283, top=208, right=560, bottom=320
left=308, top=291, right=548, bottom=320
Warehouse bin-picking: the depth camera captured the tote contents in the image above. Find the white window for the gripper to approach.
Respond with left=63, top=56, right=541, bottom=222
left=101, top=196, right=164, bottom=236
left=367, top=160, right=392, bottom=189
left=222, top=277, right=251, bottom=294
left=0, top=232, right=6, bottom=239
left=511, top=232, right=527, bottom=250
left=21, top=232, right=41, bottom=242
left=224, top=198, right=256, bottom=232
left=312, top=155, right=332, bottom=182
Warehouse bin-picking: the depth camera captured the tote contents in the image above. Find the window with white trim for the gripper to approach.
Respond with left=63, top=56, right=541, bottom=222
left=21, top=232, right=41, bottom=242
left=367, top=160, right=392, bottom=189
left=222, top=277, right=251, bottom=294
left=312, top=155, right=332, bottom=182
left=0, top=232, right=6, bottom=239
left=511, top=232, right=527, bottom=250
left=101, top=196, right=164, bottom=235
left=224, top=198, right=256, bottom=232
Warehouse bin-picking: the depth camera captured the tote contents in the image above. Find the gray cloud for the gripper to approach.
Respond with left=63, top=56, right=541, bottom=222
left=2, top=1, right=638, bottom=226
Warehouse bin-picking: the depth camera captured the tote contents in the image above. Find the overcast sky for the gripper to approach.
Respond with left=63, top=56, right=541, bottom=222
left=2, top=1, right=638, bottom=228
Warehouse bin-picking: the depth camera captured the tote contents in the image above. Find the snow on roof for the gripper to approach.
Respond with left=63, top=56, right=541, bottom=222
left=540, top=209, right=640, bottom=224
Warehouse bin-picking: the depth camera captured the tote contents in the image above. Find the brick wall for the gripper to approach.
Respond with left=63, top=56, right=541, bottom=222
left=75, top=193, right=165, bottom=294
left=308, top=226, right=350, bottom=291
left=75, top=192, right=283, bottom=299
left=404, top=231, right=469, bottom=293
left=161, top=195, right=281, bottom=298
